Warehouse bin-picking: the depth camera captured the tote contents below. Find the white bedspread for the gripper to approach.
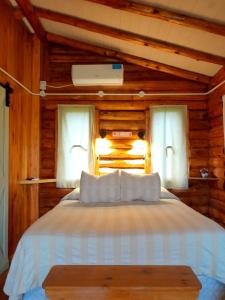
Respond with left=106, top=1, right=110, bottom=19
left=4, top=199, right=225, bottom=299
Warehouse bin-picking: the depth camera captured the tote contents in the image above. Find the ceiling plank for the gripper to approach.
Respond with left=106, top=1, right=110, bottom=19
left=15, top=0, right=46, bottom=40
left=36, top=7, right=225, bottom=66
left=86, top=0, right=225, bottom=37
left=47, top=33, right=210, bottom=84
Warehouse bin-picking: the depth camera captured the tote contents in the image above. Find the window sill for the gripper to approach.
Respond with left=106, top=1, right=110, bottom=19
left=188, top=177, right=218, bottom=181
left=19, top=179, right=56, bottom=184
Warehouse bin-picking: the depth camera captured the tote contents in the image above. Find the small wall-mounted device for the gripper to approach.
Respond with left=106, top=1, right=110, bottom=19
left=112, top=131, right=132, bottom=138
left=72, top=64, right=124, bottom=86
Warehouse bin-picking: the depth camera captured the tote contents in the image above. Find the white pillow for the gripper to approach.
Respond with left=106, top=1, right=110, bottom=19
left=121, top=171, right=161, bottom=201
left=61, top=188, right=80, bottom=201
left=61, top=186, right=177, bottom=201
left=80, top=170, right=121, bottom=203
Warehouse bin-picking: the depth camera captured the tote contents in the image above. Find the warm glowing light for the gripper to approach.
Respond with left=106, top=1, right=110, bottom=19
left=124, top=159, right=144, bottom=165
left=128, top=140, right=147, bottom=156
left=120, top=169, right=145, bottom=175
left=99, top=168, right=145, bottom=175
left=96, top=138, right=112, bottom=155
left=99, top=160, right=112, bottom=165
left=99, top=168, right=116, bottom=174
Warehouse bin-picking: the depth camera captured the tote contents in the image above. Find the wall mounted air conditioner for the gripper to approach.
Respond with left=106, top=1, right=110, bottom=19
left=71, top=64, right=124, bottom=86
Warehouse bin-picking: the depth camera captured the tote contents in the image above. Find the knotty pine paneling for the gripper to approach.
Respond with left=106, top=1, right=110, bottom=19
left=45, top=44, right=207, bottom=94
left=208, top=82, right=225, bottom=227
left=39, top=43, right=210, bottom=216
left=0, top=1, right=40, bottom=254
left=40, top=99, right=210, bottom=216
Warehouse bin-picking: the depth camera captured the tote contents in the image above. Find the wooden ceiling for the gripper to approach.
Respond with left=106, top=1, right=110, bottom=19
left=10, top=0, right=225, bottom=84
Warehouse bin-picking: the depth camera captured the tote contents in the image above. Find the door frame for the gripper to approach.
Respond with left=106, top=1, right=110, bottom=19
left=0, top=84, right=9, bottom=274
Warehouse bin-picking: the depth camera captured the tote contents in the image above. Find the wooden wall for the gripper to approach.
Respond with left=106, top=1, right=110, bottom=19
left=0, top=1, right=40, bottom=254
left=39, top=43, right=210, bottom=216
left=97, top=110, right=148, bottom=175
left=208, top=72, right=225, bottom=226
left=1, top=2, right=224, bottom=257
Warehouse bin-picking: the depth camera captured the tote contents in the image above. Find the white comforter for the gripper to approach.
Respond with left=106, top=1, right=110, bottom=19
left=4, top=199, right=225, bottom=299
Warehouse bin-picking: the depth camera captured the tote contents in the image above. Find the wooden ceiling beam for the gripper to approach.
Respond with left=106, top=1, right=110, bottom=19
left=46, top=81, right=207, bottom=93
left=13, top=7, right=23, bottom=20
left=36, top=7, right=225, bottom=66
left=3, top=1, right=23, bottom=20
left=15, top=0, right=46, bottom=40
left=86, top=0, right=225, bottom=37
left=47, top=33, right=210, bottom=84
left=210, top=67, right=225, bottom=87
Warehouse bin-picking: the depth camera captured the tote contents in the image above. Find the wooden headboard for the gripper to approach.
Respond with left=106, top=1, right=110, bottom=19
left=95, top=109, right=150, bottom=175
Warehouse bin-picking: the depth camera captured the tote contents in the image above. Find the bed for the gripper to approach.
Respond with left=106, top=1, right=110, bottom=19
left=4, top=191, right=225, bottom=300
left=4, top=199, right=225, bottom=299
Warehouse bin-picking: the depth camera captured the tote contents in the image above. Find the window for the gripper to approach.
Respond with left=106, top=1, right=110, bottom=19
left=150, top=106, right=188, bottom=189
left=56, top=105, right=94, bottom=188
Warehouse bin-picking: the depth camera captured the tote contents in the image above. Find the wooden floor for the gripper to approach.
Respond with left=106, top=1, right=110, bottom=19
left=0, top=271, right=8, bottom=300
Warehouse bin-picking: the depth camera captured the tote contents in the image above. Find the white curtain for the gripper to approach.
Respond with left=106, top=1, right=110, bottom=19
left=150, top=106, right=188, bottom=189
left=56, top=105, right=94, bottom=188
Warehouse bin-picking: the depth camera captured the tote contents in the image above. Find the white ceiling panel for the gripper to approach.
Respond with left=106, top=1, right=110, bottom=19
left=137, top=0, right=225, bottom=23
left=41, top=19, right=221, bottom=76
left=31, top=0, right=225, bottom=78
left=31, top=0, right=225, bottom=54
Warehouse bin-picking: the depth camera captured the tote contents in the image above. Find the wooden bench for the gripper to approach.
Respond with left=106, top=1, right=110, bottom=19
left=43, top=265, right=201, bottom=300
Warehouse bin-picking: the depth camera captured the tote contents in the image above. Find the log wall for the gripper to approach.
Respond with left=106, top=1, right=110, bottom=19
left=208, top=75, right=225, bottom=226
left=2, top=4, right=224, bottom=256
left=39, top=44, right=210, bottom=216
left=0, top=1, right=40, bottom=254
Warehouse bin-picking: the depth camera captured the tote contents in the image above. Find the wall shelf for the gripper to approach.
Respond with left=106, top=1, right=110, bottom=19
left=188, top=177, right=218, bottom=181
left=20, top=179, right=56, bottom=185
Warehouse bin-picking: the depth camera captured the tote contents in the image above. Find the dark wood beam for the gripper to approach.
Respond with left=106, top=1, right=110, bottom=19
left=3, top=1, right=23, bottom=19
left=15, top=0, right=46, bottom=40
left=13, top=7, right=23, bottom=20
left=210, top=67, right=225, bottom=86
left=36, top=7, right=225, bottom=66
left=86, top=0, right=225, bottom=37
left=46, top=80, right=207, bottom=93
left=47, top=33, right=210, bottom=84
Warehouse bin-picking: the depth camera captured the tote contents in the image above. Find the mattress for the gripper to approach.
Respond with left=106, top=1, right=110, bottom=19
left=4, top=199, right=225, bottom=299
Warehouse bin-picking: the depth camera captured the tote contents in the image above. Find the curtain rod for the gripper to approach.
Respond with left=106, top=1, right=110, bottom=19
left=1, top=66, right=225, bottom=98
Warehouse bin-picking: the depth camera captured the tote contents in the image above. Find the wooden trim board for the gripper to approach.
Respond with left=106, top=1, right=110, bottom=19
left=20, top=179, right=56, bottom=184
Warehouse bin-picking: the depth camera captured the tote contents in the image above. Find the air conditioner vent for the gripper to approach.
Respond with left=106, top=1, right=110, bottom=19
left=71, top=64, right=124, bottom=86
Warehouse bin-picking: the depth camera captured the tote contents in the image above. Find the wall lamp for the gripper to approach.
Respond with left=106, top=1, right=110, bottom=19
left=99, top=129, right=107, bottom=138
left=138, top=130, right=145, bottom=139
